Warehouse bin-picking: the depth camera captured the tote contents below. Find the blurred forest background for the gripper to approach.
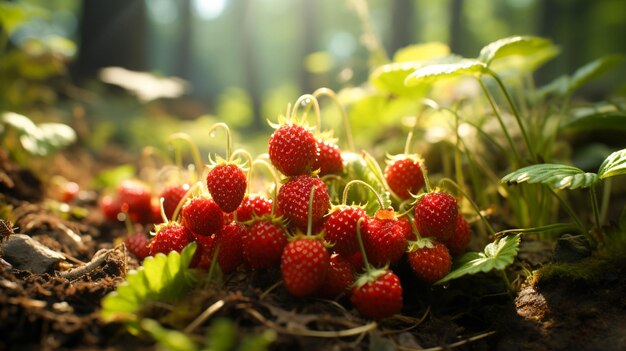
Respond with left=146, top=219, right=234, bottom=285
left=1, top=0, right=625, bottom=155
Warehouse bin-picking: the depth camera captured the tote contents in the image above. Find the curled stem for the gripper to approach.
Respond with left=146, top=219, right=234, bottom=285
left=313, top=87, right=355, bottom=151
left=291, top=94, right=321, bottom=131
left=231, top=148, right=255, bottom=193
left=355, top=217, right=370, bottom=267
left=170, top=181, right=203, bottom=222
left=207, top=122, right=233, bottom=161
left=251, top=159, right=282, bottom=215
left=307, top=186, right=316, bottom=236
left=168, top=133, right=204, bottom=179
left=342, top=179, right=385, bottom=210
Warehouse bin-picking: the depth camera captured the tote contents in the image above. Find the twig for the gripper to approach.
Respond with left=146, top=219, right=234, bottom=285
left=184, top=299, right=226, bottom=333
left=58, top=247, right=116, bottom=281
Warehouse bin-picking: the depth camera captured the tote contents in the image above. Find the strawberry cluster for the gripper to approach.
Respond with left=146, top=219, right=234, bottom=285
left=99, top=98, right=474, bottom=321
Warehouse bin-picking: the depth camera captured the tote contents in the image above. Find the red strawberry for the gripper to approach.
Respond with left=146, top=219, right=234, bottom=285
left=214, top=222, right=246, bottom=272
left=397, top=216, right=415, bottom=241
left=160, top=184, right=189, bottom=221
left=351, top=269, right=403, bottom=319
left=181, top=197, right=224, bottom=237
left=323, top=205, right=367, bottom=257
left=278, top=175, right=330, bottom=231
left=414, top=192, right=458, bottom=241
left=117, top=180, right=153, bottom=223
left=384, top=155, right=425, bottom=200
left=318, top=253, right=355, bottom=299
left=190, top=233, right=216, bottom=270
left=236, top=195, right=273, bottom=222
left=281, top=236, right=330, bottom=297
left=444, top=214, right=471, bottom=256
left=362, top=209, right=407, bottom=266
left=242, top=219, right=288, bottom=269
left=407, top=239, right=451, bottom=284
left=313, top=139, right=343, bottom=176
left=207, top=163, right=247, bottom=213
left=100, top=194, right=121, bottom=221
left=124, top=233, right=150, bottom=260
left=149, top=222, right=194, bottom=256
left=268, top=124, right=318, bottom=176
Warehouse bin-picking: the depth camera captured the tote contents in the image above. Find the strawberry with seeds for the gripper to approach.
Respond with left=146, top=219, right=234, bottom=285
left=278, top=174, right=330, bottom=232
left=385, top=154, right=425, bottom=200
left=160, top=184, right=190, bottom=221
left=313, top=137, right=343, bottom=176
left=214, top=222, right=246, bottom=272
left=124, top=233, right=150, bottom=261
left=444, top=213, right=471, bottom=256
left=414, top=191, right=458, bottom=241
left=318, top=253, right=355, bottom=299
left=181, top=196, right=224, bottom=237
left=407, top=237, right=452, bottom=284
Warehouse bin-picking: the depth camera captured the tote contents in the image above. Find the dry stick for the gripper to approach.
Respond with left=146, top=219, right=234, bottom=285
left=380, top=305, right=431, bottom=336
left=398, top=331, right=497, bottom=351
left=59, top=246, right=119, bottom=281
left=184, top=299, right=226, bottom=333
left=312, top=87, right=355, bottom=151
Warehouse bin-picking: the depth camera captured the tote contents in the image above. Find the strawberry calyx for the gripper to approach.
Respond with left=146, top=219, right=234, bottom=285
left=241, top=213, right=287, bottom=227
left=206, top=154, right=249, bottom=170
left=384, top=153, right=423, bottom=166
left=406, top=237, right=436, bottom=253
left=325, top=203, right=366, bottom=217
left=287, top=230, right=325, bottom=243
left=353, top=266, right=389, bottom=289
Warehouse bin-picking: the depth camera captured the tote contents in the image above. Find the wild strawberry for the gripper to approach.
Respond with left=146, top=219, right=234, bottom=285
left=384, top=155, right=425, bottom=200
left=407, top=238, right=451, bottom=284
left=214, top=222, right=246, bottom=272
left=268, top=124, right=318, bottom=176
left=318, top=253, right=355, bottom=299
left=160, top=184, right=189, bottom=221
left=190, top=233, right=216, bottom=270
left=181, top=197, right=224, bottom=237
left=149, top=222, right=194, bottom=256
left=351, top=269, right=403, bottom=319
left=281, top=236, right=330, bottom=297
left=117, top=180, right=153, bottom=223
left=242, top=218, right=288, bottom=269
left=323, top=205, right=367, bottom=257
left=313, top=139, right=343, bottom=176
left=207, top=163, right=247, bottom=213
left=362, top=209, right=407, bottom=266
left=236, top=195, right=273, bottom=222
left=444, top=214, right=471, bottom=256
left=397, top=216, right=415, bottom=241
left=124, top=233, right=150, bottom=260
left=414, top=192, right=458, bottom=241
left=278, top=175, right=330, bottom=231
left=100, top=194, right=121, bottom=221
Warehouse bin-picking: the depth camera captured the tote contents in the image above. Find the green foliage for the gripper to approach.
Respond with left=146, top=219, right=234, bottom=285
left=563, top=104, right=626, bottom=132
left=477, top=36, right=558, bottom=69
left=501, top=164, right=600, bottom=190
left=100, top=244, right=198, bottom=328
left=437, top=234, right=521, bottom=284
left=568, top=55, right=625, bottom=94
left=340, top=152, right=391, bottom=215
left=404, top=59, right=486, bottom=87
left=92, top=165, right=137, bottom=189
left=141, top=319, right=199, bottom=351
left=1, top=112, right=76, bottom=156
left=597, top=149, right=626, bottom=179
left=0, top=2, right=46, bottom=37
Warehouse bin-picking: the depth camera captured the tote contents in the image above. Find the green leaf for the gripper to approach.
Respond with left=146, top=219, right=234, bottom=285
left=0, top=3, right=46, bottom=36
left=341, top=152, right=391, bottom=215
left=597, top=149, right=626, bottom=179
left=393, top=42, right=450, bottom=63
left=101, top=243, right=198, bottom=324
left=141, top=319, right=198, bottom=351
left=437, top=234, right=521, bottom=284
left=562, top=107, right=626, bottom=132
left=478, top=36, right=557, bottom=67
left=370, top=62, right=430, bottom=97
left=568, top=55, right=625, bottom=94
left=501, top=164, right=600, bottom=190
left=2, top=112, right=77, bottom=156
left=404, top=60, right=486, bottom=87
left=1, top=112, right=38, bottom=136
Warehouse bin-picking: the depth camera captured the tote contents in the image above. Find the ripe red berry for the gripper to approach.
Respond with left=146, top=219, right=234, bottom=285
left=444, top=214, right=471, bottom=256
left=396, top=216, right=416, bottom=241
left=207, top=163, right=247, bottom=213
left=407, top=239, right=452, bottom=284
left=384, top=155, right=425, bottom=200
left=351, top=269, right=403, bottom=319
left=313, top=139, right=343, bottom=176
left=117, top=180, right=153, bottom=223
left=124, top=233, right=150, bottom=260
left=190, top=233, right=216, bottom=270
left=242, top=219, right=288, bottom=269
left=149, top=222, right=194, bottom=256
left=362, top=210, right=407, bottom=266
left=214, top=222, right=246, bottom=272
left=323, top=206, right=367, bottom=257
left=318, top=253, right=355, bottom=299
left=181, top=197, right=224, bottom=237
left=278, top=175, right=330, bottom=231
left=414, top=192, right=458, bottom=241
left=160, top=184, right=189, bottom=221
left=268, top=124, right=318, bottom=176
left=100, top=194, right=121, bottom=221
left=236, top=195, right=273, bottom=222
left=281, top=237, right=330, bottom=297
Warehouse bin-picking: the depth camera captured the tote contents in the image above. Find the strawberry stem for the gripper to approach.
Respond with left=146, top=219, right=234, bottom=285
left=438, top=178, right=496, bottom=236
left=403, top=130, right=414, bottom=156
left=168, top=133, right=204, bottom=181
left=170, top=181, right=203, bottom=223
left=306, top=185, right=316, bottom=236
left=251, top=159, right=281, bottom=215
left=355, top=217, right=371, bottom=268
left=140, top=146, right=172, bottom=184
left=207, top=122, right=233, bottom=161
left=342, top=179, right=386, bottom=210
left=421, top=159, right=433, bottom=193
left=231, top=148, right=254, bottom=194
left=291, top=94, right=321, bottom=131
left=312, top=87, right=355, bottom=151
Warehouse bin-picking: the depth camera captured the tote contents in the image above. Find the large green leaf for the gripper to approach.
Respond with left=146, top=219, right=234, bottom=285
left=437, top=234, right=521, bottom=284
left=501, top=164, right=600, bottom=190
left=392, top=42, right=450, bottom=63
left=370, top=62, right=429, bottom=97
left=568, top=55, right=625, bottom=94
left=598, top=149, right=626, bottom=179
left=562, top=106, right=626, bottom=132
left=478, top=36, right=557, bottom=67
left=404, top=60, right=486, bottom=87
left=101, top=243, right=198, bottom=324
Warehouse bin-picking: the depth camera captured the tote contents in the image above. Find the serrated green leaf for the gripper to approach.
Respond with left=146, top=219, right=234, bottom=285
left=598, top=149, right=626, bottom=179
left=568, top=55, right=625, bottom=94
left=404, top=60, right=486, bottom=87
left=478, top=36, right=557, bottom=67
left=501, top=164, right=600, bottom=190
left=437, top=234, right=520, bottom=284
left=101, top=244, right=198, bottom=323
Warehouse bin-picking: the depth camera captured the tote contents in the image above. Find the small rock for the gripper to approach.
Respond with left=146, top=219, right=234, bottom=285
left=0, top=234, right=66, bottom=274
